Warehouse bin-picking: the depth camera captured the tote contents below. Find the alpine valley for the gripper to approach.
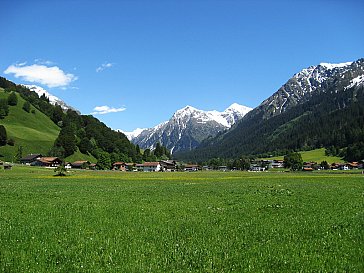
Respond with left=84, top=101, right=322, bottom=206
left=1, top=57, right=364, bottom=164
left=124, top=103, right=252, bottom=154
left=176, top=58, right=364, bottom=161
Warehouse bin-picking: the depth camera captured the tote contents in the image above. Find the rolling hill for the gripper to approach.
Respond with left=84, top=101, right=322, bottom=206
left=0, top=88, right=60, bottom=162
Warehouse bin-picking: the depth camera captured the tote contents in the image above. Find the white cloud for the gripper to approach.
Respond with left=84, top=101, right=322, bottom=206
left=96, top=62, right=113, bottom=72
left=91, top=105, right=126, bottom=115
left=4, top=63, right=77, bottom=88
left=34, top=58, right=55, bottom=65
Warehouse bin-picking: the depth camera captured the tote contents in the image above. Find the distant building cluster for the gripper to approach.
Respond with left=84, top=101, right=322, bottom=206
left=3, top=154, right=362, bottom=172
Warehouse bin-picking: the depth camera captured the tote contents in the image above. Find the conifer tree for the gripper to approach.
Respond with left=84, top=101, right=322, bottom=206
left=7, top=92, right=18, bottom=106
left=0, top=125, right=7, bottom=146
left=22, top=101, right=31, bottom=113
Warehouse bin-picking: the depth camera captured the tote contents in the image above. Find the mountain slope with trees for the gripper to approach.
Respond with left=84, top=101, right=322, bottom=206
left=176, top=58, right=364, bottom=162
left=0, top=88, right=60, bottom=161
left=0, top=77, right=170, bottom=167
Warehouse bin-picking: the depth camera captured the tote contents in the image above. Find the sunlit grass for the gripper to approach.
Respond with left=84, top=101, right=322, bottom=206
left=0, top=167, right=363, bottom=272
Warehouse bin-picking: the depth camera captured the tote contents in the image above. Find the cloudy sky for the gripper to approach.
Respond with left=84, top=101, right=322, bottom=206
left=1, top=0, right=364, bottom=132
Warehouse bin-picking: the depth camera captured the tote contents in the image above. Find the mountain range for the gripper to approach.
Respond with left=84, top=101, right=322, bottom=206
left=1, top=57, right=363, bottom=163
left=177, top=58, right=364, bottom=161
left=125, top=103, right=252, bottom=154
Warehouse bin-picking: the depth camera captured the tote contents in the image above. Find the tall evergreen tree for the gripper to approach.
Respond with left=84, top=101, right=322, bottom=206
left=54, top=125, right=77, bottom=158
left=22, top=101, right=31, bottom=113
left=0, top=125, right=7, bottom=146
left=14, top=146, right=23, bottom=163
left=7, top=92, right=18, bottom=106
left=0, top=99, right=9, bottom=118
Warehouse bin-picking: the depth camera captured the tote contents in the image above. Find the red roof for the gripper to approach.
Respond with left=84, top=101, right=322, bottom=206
left=142, top=162, right=160, bottom=167
left=112, top=162, right=125, bottom=166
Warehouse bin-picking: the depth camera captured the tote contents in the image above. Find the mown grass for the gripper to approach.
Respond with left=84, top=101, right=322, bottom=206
left=0, top=167, right=363, bottom=272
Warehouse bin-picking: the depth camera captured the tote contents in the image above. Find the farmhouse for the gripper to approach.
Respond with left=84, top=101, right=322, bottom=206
left=20, top=154, right=42, bottom=165
left=112, top=162, right=127, bottom=171
left=160, top=160, right=177, bottom=172
left=250, top=165, right=266, bottom=172
left=112, top=162, right=135, bottom=171
left=184, top=164, right=199, bottom=172
left=136, top=162, right=161, bottom=172
left=32, top=157, right=62, bottom=167
left=71, top=160, right=91, bottom=169
left=271, top=160, right=284, bottom=168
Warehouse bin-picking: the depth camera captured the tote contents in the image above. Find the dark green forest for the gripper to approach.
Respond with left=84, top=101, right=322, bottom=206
left=176, top=84, right=364, bottom=162
left=0, top=77, right=170, bottom=168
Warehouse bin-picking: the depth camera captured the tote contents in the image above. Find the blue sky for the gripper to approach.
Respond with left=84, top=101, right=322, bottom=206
left=1, top=0, right=364, bottom=132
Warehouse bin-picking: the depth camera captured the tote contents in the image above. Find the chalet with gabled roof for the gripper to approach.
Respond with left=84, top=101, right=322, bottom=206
left=20, top=154, right=42, bottom=165
left=33, top=157, right=62, bottom=167
left=160, top=160, right=177, bottom=172
left=184, top=164, right=199, bottom=172
left=71, top=160, right=91, bottom=169
left=136, top=162, right=161, bottom=172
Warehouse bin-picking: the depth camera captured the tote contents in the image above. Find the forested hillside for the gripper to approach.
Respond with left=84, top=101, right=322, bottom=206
left=176, top=59, right=364, bottom=162
left=0, top=77, right=164, bottom=166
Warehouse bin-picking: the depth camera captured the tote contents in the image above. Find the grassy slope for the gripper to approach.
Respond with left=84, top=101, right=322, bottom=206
left=0, top=89, right=60, bottom=161
left=65, top=149, right=97, bottom=163
left=0, top=168, right=363, bottom=272
left=262, top=148, right=344, bottom=163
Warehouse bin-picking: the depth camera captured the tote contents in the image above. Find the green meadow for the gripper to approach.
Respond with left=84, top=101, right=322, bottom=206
left=0, top=89, right=60, bottom=161
left=0, top=167, right=363, bottom=272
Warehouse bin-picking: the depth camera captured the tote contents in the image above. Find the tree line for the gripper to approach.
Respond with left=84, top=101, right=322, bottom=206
left=176, top=83, right=364, bottom=162
left=0, top=77, right=171, bottom=168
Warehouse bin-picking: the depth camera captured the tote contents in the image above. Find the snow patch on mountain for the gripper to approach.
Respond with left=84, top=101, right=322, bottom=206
left=23, top=84, right=77, bottom=112
left=122, top=128, right=146, bottom=140
left=127, top=103, right=252, bottom=153
left=345, top=74, right=364, bottom=90
left=319, top=62, right=352, bottom=70
left=260, top=60, right=363, bottom=118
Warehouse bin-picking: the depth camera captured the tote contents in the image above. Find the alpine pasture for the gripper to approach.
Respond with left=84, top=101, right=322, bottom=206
left=1, top=167, right=363, bottom=272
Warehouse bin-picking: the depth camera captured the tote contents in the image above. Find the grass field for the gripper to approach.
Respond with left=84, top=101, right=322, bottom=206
left=1, top=167, right=363, bottom=272
left=261, top=148, right=344, bottom=164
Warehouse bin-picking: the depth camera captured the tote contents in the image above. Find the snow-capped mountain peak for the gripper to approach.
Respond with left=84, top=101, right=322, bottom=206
left=319, top=62, right=353, bottom=70
left=127, top=103, right=252, bottom=153
left=23, top=85, right=77, bottom=112
left=121, top=128, right=146, bottom=140
left=259, top=58, right=364, bottom=118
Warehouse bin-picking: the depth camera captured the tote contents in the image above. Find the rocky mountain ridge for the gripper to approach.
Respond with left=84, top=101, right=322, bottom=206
left=177, top=58, right=364, bottom=161
left=126, top=103, right=252, bottom=153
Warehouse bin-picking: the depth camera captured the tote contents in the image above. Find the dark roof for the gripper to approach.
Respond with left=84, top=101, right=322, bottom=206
left=72, top=161, right=90, bottom=167
left=20, top=154, right=42, bottom=161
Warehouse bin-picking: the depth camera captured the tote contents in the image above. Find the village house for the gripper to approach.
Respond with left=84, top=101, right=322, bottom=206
left=184, top=164, right=199, bottom=172
left=160, top=160, right=177, bottom=172
left=71, top=161, right=91, bottom=169
left=112, top=162, right=127, bottom=171
left=218, top=166, right=228, bottom=172
left=136, top=162, right=161, bottom=172
left=271, top=160, right=284, bottom=168
left=112, top=162, right=135, bottom=171
left=32, top=157, right=62, bottom=167
left=303, top=162, right=318, bottom=171
left=20, top=154, right=42, bottom=165
left=250, top=165, right=266, bottom=172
